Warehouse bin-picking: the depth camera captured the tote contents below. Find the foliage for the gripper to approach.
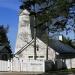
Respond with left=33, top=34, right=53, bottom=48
left=0, top=25, right=12, bottom=53
left=20, top=0, right=75, bottom=31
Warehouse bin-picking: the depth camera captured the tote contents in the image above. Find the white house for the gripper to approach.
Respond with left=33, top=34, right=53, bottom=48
left=15, top=9, right=75, bottom=72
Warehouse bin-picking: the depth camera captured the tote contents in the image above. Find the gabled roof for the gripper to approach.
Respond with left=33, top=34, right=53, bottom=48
left=49, top=39, right=75, bottom=54
left=15, top=39, right=34, bottom=55
left=15, top=39, right=75, bottom=56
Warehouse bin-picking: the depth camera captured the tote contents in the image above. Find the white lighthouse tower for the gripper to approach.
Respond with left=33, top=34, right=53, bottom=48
left=15, top=10, right=32, bottom=53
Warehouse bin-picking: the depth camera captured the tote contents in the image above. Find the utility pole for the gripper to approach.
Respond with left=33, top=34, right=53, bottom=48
left=33, top=3, right=37, bottom=60
left=46, top=22, right=49, bottom=60
left=74, top=18, right=75, bottom=40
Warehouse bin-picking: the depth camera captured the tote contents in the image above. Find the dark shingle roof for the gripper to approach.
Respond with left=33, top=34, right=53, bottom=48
left=49, top=39, right=75, bottom=54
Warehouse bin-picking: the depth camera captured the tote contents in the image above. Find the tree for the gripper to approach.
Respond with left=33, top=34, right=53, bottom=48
left=20, top=0, right=75, bottom=36
left=0, top=25, right=12, bottom=59
left=20, top=0, right=75, bottom=27
left=0, top=25, right=9, bottom=45
left=20, top=0, right=75, bottom=59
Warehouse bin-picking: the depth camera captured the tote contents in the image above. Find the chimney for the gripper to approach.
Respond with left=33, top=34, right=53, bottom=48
left=59, top=35, right=63, bottom=41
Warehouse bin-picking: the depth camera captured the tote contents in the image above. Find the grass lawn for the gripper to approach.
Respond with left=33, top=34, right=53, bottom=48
left=46, top=68, right=75, bottom=73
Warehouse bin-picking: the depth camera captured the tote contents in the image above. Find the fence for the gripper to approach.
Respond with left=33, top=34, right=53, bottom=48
left=56, top=58, right=75, bottom=69
left=0, top=59, right=45, bottom=72
left=0, top=60, right=8, bottom=71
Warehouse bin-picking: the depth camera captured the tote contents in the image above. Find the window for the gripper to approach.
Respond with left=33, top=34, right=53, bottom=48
left=28, top=56, right=33, bottom=58
left=40, top=56, right=44, bottom=58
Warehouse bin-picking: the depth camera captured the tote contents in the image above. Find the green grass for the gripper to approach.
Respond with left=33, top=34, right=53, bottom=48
left=46, top=68, right=75, bottom=73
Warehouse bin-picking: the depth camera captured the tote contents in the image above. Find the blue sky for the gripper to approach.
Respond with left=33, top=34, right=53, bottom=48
left=0, top=0, right=21, bottom=52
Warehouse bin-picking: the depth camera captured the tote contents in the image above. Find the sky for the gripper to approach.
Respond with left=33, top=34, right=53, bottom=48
left=0, top=0, right=21, bottom=53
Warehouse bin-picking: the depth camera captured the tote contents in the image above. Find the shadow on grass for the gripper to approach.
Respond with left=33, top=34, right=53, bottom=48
left=40, top=68, right=75, bottom=75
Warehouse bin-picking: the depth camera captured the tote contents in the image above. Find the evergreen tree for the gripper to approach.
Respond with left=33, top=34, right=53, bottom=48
left=20, top=0, right=75, bottom=30
left=0, top=25, right=12, bottom=54
left=20, top=0, right=75, bottom=59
